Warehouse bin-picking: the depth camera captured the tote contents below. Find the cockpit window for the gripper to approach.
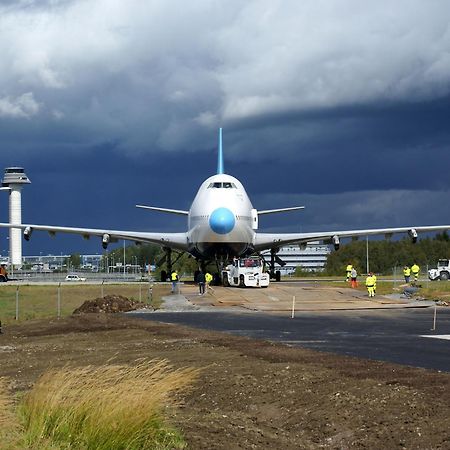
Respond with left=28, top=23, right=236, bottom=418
left=207, top=182, right=237, bottom=189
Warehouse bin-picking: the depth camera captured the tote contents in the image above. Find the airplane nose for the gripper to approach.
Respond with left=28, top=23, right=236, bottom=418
left=209, top=207, right=235, bottom=234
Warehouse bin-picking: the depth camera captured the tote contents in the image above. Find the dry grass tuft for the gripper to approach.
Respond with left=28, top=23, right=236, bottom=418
left=20, top=359, right=200, bottom=449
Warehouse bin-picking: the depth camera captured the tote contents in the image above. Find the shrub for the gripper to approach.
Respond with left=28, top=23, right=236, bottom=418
left=19, top=359, right=199, bottom=449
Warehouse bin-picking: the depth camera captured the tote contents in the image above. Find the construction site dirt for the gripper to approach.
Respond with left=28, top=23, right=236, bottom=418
left=1, top=286, right=450, bottom=449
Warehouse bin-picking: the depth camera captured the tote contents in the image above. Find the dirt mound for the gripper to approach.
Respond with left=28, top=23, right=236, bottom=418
left=73, top=295, right=151, bottom=314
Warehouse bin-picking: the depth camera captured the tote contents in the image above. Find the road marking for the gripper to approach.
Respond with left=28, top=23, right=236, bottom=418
left=420, top=335, right=450, bottom=340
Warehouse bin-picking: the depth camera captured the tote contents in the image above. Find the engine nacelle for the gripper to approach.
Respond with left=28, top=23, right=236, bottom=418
left=408, top=228, right=418, bottom=244
left=23, top=226, right=33, bottom=241
left=102, top=233, right=111, bottom=249
left=332, top=235, right=340, bottom=251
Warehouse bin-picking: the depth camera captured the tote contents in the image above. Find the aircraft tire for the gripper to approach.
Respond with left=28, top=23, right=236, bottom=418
left=239, top=274, right=245, bottom=287
left=222, top=274, right=230, bottom=287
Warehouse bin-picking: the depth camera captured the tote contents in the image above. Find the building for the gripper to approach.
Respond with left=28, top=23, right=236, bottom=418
left=1, top=167, right=31, bottom=268
left=261, top=242, right=331, bottom=275
left=0, top=253, right=103, bottom=271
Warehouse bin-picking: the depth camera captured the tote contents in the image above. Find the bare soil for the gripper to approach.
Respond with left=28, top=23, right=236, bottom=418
left=1, top=312, right=449, bottom=449
left=72, top=294, right=152, bottom=314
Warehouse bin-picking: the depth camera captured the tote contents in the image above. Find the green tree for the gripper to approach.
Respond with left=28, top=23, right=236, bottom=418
left=69, top=253, right=81, bottom=269
left=325, top=236, right=450, bottom=275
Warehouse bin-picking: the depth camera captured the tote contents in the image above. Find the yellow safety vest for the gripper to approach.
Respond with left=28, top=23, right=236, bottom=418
left=171, top=272, right=178, bottom=281
left=205, top=273, right=213, bottom=283
left=403, top=267, right=411, bottom=276
left=365, top=276, right=375, bottom=287
left=411, top=265, right=420, bottom=274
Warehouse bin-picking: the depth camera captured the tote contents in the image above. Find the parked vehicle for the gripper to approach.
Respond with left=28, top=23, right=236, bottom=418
left=222, top=256, right=269, bottom=288
left=428, top=259, right=450, bottom=281
left=65, top=274, right=87, bottom=282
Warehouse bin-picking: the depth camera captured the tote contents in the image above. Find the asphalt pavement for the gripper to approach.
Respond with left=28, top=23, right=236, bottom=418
left=130, top=307, right=450, bottom=372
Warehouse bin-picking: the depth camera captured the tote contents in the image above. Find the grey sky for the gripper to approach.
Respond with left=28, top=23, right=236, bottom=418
left=0, top=0, right=449, bottom=254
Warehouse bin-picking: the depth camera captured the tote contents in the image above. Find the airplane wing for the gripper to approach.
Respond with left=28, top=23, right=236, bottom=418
left=135, top=205, right=189, bottom=215
left=0, top=223, right=189, bottom=251
left=254, top=225, right=450, bottom=251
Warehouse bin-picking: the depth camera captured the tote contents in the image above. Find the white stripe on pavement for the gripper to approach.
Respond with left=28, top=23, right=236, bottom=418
left=420, top=335, right=450, bottom=340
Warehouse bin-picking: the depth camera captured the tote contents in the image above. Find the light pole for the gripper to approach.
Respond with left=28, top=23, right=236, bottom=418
left=366, top=235, right=369, bottom=274
left=123, top=240, right=126, bottom=277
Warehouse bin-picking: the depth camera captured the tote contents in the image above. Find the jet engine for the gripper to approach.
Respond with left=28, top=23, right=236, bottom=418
left=408, top=228, right=418, bottom=244
left=23, top=226, right=33, bottom=241
left=332, top=235, right=340, bottom=251
left=102, top=233, right=110, bottom=249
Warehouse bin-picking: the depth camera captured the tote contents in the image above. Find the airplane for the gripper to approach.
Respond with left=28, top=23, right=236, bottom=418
left=1, top=128, right=449, bottom=282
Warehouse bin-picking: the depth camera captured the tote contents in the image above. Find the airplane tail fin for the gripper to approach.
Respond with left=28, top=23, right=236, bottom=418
left=217, top=127, right=224, bottom=174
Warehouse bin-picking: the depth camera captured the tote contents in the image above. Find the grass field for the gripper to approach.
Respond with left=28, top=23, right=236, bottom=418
left=1, top=278, right=449, bottom=325
left=0, top=282, right=172, bottom=324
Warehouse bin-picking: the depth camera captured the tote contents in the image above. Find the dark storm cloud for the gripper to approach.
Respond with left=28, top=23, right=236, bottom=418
left=0, top=0, right=450, bottom=254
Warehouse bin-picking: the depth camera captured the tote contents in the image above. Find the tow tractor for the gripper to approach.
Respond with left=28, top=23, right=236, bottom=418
left=222, top=256, right=270, bottom=288
left=428, top=259, right=450, bottom=281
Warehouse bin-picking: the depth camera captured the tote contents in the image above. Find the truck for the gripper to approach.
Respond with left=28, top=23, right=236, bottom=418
left=222, top=256, right=270, bottom=288
left=428, top=259, right=450, bottom=281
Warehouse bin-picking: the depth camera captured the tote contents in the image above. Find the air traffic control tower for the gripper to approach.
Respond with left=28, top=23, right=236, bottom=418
left=1, top=167, right=31, bottom=268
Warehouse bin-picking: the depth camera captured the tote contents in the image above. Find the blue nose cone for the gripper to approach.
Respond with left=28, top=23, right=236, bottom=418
left=209, top=207, right=235, bottom=235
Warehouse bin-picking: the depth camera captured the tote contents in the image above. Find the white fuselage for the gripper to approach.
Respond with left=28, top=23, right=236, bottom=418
left=187, top=174, right=256, bottom=258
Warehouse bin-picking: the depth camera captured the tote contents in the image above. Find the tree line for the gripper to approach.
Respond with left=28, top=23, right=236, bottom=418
left=324, top=231, right=450, bottom=276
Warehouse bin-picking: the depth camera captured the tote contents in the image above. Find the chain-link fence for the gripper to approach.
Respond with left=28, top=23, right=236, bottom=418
left=0, top=281, right=154, bottom=323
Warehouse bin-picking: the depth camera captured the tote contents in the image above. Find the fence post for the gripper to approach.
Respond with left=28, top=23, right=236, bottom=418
left=139, top=282, right=142, bottom=302
left=15, top=286, right=19, bottom=321
left=431, top=304, right=437, bottom=331
left=57, top=282, right=61, bottom=318
left=148, top=283, right=153, bottom=305
left=101, top=280, right=105, bottom=298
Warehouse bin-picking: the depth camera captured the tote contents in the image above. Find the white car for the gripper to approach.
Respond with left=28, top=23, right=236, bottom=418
left=65, top=274, right=87, bottom=282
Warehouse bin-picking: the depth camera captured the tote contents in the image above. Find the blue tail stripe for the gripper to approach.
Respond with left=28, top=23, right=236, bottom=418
left=217, top=128, right=224, bottom=174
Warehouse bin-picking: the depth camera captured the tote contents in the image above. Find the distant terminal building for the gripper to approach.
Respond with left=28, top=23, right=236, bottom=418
left=261, top=242, right=331, bottom=275
left=4, top=254, right=102, bottom=271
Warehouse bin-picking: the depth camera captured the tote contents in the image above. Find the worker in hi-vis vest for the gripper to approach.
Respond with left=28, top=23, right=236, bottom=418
left=171, top=270, right=179, bottom=293
left=346, top=263, right=353, bottom=282
left=411, top=263, right=420, bottom=282
left=205, top=272, right=213, bottom=291
left=403, top=266, right=411, bottom=283
left=365, top=273, right=376, bottom=298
